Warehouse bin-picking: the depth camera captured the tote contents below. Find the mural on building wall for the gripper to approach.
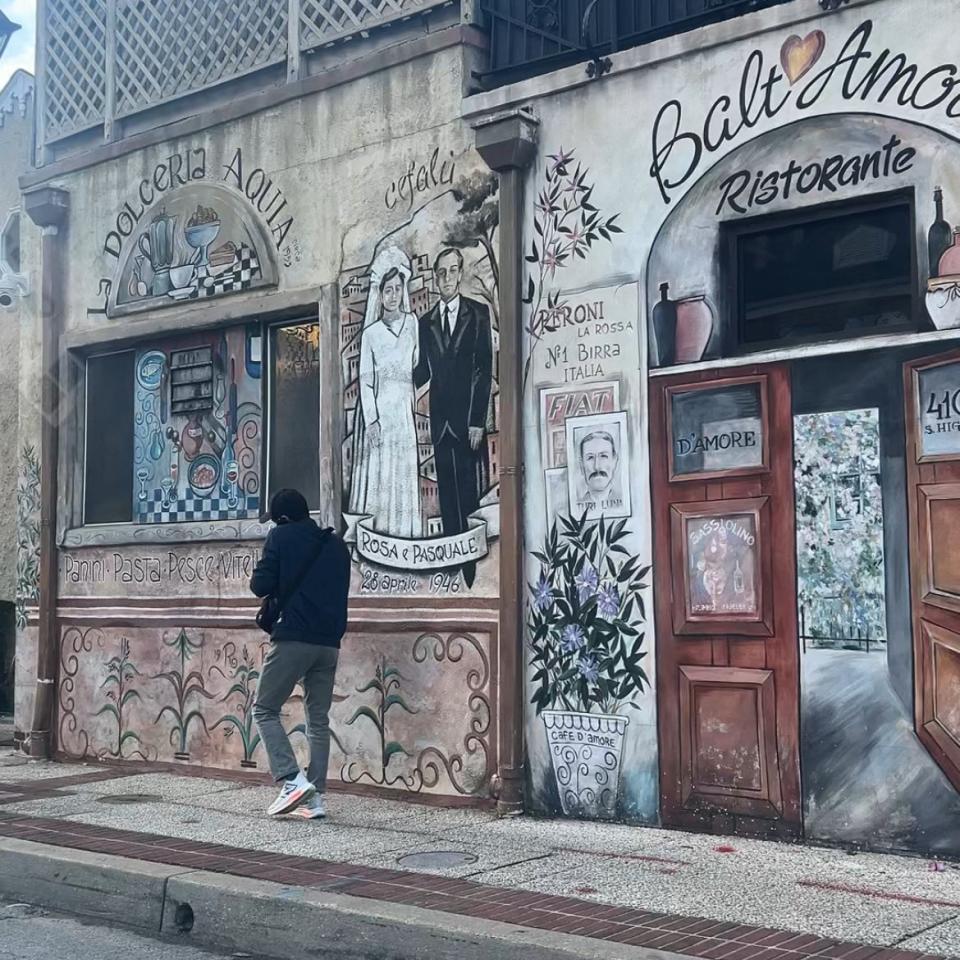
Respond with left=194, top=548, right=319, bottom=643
left=55, top=607, right=493, bottom=798
left=529, top=513, right=650, bottom=819
left=132, top=326, right=262, bottom=524
left=641, top=36, right=960, bottom=848
left=15, top=443, right=40, bottom=629
left=341, top=173, right=500, bottom=593
left=93, top=148, right=293, bottom=319
left=521, top=147, right=656, bottom=822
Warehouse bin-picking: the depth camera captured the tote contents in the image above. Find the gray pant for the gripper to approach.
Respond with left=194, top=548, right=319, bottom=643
left=253, top=640, right=339, bottom=786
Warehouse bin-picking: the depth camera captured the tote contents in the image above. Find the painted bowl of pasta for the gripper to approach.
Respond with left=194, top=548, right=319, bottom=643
left=188, top=454, right=221, bottom=497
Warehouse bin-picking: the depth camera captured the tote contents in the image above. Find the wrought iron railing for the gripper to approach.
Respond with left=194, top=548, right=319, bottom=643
left=36, top=0, right=453, bottom=156
left=477, top=0, right=797, bottom=84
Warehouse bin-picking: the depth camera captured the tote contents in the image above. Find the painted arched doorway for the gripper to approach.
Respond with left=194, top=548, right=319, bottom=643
left=648, top=113, right=960, bottom=852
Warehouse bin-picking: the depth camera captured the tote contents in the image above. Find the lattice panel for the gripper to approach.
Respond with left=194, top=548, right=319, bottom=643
left=44, top=0, right=107, bottom=140
left=115, top=0, right=288, bottom=117
left=300, top=0, right=447, bottom=50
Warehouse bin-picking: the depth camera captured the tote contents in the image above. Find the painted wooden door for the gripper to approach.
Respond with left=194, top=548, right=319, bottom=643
left=651, top=365, right=801, bottom=838
left=905, top=350, right=960, bottom=792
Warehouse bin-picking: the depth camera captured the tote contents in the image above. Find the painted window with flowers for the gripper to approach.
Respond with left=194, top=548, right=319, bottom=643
left=794, top=409, right=886, bottom=649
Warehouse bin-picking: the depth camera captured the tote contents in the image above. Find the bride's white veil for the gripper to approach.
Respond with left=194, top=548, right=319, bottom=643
left=362, top=245, right=413, bottom=328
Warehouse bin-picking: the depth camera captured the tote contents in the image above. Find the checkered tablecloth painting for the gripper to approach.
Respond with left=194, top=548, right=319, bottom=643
left=137, top=491, right=260, bottom=524
left=180, top=246, right=262, bottom=301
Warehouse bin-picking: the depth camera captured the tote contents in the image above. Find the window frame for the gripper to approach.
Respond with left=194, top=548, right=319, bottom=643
left=264, top=315, right=323, bottom=519
left=721, top=188, right=919, bottom=356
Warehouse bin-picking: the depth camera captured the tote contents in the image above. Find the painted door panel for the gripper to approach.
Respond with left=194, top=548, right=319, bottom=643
left=651, top=365, right=801, bottom=838
left=905, top=351, right=960, bottom=791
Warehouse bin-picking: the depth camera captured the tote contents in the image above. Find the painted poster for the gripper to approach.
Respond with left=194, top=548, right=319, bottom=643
left=685, top=513, right=759, bottom=617
left=918, top=360, right=960, bottom=457
left=670, top=381, right=764, bottom=477
left=341, top=174, right=500, bottom=591
left=565, top=411, right=631, bottom=520
left=132, top=326, right=262, bottom=523
left=539, top=382, right=619, bottom=469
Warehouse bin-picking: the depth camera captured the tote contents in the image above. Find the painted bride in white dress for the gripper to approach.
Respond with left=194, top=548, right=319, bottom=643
left=348, top=246, right=422, bottom=538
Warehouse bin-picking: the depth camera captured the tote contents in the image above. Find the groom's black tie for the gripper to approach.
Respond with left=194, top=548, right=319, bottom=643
left=443, top=304, right=452, bottom=345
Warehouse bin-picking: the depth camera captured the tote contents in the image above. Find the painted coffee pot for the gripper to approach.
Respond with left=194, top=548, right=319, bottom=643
left=138, top=208, right=178, bottom=297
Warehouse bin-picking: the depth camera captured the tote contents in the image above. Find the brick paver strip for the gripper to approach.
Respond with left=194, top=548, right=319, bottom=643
left=0, top=810, right=950, bottom=960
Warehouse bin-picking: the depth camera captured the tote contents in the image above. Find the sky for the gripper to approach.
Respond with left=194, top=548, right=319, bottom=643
left=0, top=0, right=35, bottom=90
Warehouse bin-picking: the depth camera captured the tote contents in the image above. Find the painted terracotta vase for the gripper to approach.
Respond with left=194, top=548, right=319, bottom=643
left=674, top=295, right=715, bottom=364
left=541, top=710, right=629, bottom=820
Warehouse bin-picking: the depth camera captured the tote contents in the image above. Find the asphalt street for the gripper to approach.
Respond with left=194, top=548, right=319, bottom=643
left=0, top=900, right=266, bottom=960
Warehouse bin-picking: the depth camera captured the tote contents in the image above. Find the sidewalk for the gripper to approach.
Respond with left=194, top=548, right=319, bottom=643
left=1, top=751, right=958, bottom=960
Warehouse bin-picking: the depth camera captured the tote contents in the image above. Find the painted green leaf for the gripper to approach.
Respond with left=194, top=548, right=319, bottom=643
left=384, top=741, right=412, bottom=763
left=346, top=705, right=382, bottom=731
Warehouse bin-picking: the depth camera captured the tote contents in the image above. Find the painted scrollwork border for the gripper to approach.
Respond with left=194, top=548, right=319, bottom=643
left=410, top=631, right=492, bottom=795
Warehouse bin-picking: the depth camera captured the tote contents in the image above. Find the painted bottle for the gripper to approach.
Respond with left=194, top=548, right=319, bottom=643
left=652, top=282, right=677, bottom=367
left=938, top=227, right=960, bottom=279
left=929, top=187, right=952, bottom=279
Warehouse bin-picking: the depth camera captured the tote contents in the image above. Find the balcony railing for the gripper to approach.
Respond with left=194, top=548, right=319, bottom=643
left=477, top=0, right=796, bottom=85
left=36, top=0, right=454, bottom=158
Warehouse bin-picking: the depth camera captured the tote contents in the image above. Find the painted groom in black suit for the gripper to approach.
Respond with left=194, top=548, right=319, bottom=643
left=415, top=248, right=493, bottom=588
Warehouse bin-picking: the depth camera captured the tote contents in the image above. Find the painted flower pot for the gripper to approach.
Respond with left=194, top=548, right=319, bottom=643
left=674, top=296, right=714, bottom=363
left=541, top=710, right=629, bottom=820
left=925, top=282, right=960, bottom=330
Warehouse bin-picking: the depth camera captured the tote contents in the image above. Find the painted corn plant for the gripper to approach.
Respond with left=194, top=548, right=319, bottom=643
left=15, top=444, right=41, bottom=629
left=523, top=146, right=622, bottom=388
left=154, top=627, right=211, bottom=760
left=342, top=657, right=418, bottom=788
left=209, top=641, right=264, bottom=767
left=96, top=637, right=149, bottom=760
left=529, top=512, right=650, bottom=715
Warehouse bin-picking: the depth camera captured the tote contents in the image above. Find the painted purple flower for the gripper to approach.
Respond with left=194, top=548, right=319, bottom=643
left=575, top=563, right=599, bottom=602
left=597, top=582, right=620, bottom=620
left=560, top=624, right=586, bottom=653
left=577, top=655, right=600, bottom=683
left=532, top=572, right=553, bottom=611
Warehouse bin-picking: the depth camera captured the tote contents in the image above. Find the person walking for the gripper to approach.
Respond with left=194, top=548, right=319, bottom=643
left=250, top=489, right=351, bottom=819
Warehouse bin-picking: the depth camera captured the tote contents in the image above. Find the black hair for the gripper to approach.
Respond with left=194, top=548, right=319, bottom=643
left=270, top=488, right=309, bottom=524
left=433, top=248, right=464, bottom=274
left=379, top=267, right=405, bottom=292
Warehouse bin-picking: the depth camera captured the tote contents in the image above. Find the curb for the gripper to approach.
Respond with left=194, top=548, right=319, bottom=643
left=0, top=837, right=687, bottom=960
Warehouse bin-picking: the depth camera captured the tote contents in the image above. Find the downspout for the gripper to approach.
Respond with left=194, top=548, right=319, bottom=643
left=23, top=187, right=69, bottom=759
left=474, top=110, right=539, bottom=816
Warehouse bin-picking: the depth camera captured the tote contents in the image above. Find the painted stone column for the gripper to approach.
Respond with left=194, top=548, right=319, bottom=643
left=474, top=109, right=539, bottom=815
left=23, top=186, right=69, bottom=759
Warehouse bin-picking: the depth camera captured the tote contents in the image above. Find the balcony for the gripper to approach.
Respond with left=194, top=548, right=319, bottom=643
left=35, top=0, right=455, bottom=162
left=477, top=0, right=798, bottom=86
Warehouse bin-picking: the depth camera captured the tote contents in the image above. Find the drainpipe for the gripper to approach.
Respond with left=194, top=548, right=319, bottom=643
left=474, top=109, right=539, bottom=816
left=23, top=187, right=69, bottom=759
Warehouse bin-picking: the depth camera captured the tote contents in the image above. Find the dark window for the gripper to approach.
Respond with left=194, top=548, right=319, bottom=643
left=84, top=352, right=135, bottom=524
left=269, top=321, right=321, bottom=509
left=728, top=196, right=915, bottom=351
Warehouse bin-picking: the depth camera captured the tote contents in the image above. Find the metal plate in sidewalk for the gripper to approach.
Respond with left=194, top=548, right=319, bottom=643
left=397, top=850, right=478, bottom=869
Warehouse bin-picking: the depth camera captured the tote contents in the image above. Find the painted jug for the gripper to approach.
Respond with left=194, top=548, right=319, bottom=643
left=138, top=209, right=178, bottom=297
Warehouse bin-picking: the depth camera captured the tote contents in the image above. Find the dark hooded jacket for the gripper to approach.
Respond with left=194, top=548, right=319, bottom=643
left=250, top=518, right=350, bottom=647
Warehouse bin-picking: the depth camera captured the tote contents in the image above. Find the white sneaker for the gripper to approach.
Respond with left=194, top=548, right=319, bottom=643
left=267, top=772, right=315, bottom=816
left=294, top=793, right=326, bottom=820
